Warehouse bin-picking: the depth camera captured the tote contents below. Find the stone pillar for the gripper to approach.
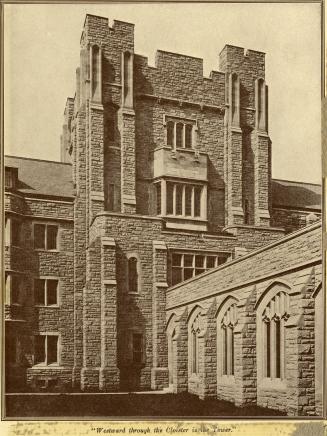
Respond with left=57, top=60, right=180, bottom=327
left=151, top=240, right=169, bottom=389
left=285, top=270, right=316, bottom=416
left=233, top=287, right=257, bottom=407
left=99, top=237, right=120, bottom=391
left=72, top=107, right=87, bottom=389
left=200, top=301, right=217, bottom=399
left=81, top=239, right=102, bottom=391
left=174, top=309, right=188, bottom=393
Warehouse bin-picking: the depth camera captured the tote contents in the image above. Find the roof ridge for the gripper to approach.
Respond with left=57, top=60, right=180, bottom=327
left=272, top=178, right=321, bottom=186
left=5, top=155, right=72, bottom=166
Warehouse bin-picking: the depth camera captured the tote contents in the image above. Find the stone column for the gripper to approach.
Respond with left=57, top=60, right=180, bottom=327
left=285, top=269, right=316, bottom=416
left=200, top=301, right=217, bottom=399
left=174, top=309, right=188, bottom=393
left=233, top=287, right=257, bottom=407
left=151, top=240, right=169, bottom=389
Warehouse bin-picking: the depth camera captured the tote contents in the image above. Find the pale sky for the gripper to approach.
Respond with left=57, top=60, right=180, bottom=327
left=4, top=2, right=322, bottom=183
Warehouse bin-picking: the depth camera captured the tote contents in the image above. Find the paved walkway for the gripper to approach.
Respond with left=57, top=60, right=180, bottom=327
left=5, top=392, right=286, bottom=418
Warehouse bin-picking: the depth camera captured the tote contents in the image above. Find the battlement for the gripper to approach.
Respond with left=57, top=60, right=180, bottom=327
left=219, top=44, right=265, bottom=76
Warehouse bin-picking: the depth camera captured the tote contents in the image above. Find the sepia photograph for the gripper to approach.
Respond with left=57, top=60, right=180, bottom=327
left=2, top=0, right=324, bottom=425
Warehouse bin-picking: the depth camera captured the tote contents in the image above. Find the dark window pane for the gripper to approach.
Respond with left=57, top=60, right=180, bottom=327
left=266, top=321, right=270, bottom=377
left=195, top=268, right=205, bottom=276
left=47, top=225, right=58, bottom=250
left=176, top=185, right=183, bottom=215
left=192, top=330, right=197, bottom=373
left=184, top=254, right=193, bottom=267
left=34, top=224, right=45, bottom=249
left=223, top=326, right=227, bottom=375
left=128, top=257, right=138, bottom=293
left=35, top=279, right=45, bottom=305
left=195, top=255, right=204, bottom=268
left=185, top=124, right=193, bottom=149
left=244, top=199, right=249, bottom=224
left=231, top=327, right=235, bottom=375
left=11, top=220, right=21, bottom=247
left=166, top=183, right=174, bottom=214
left=276, top=319, right=281, bottom=378
left=47, top=336, right=58, bottom=364
left=172, top=267, right=182, bottom=286
left=167, top=121, right=174, bottom=147
left=35, top=336, right=46, bottom=364
left=176, top=123, right=183, bottom=148
left=47, top=280, right=58, bottom=305
left=172, top=253, right=182, bottom=266
left=156, top=183, right=161, bottom=215
left=206, top=256, right=216, bottom=269
left=6, top=336, right=17, bottom=364
left=194, top=186, right=202, bottom=217
left=184, top=268, right=193, bottom=280
left=11, top=275, right=20, bottom=304
left=218, top=254, right=229, bottom=265
left=185, top=185, right=192, bottom=216
left=108, top=184, right=115, bottom=211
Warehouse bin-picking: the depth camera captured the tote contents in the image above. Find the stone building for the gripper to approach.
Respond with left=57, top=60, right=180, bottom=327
left=4, top=14, right=322, bottom=416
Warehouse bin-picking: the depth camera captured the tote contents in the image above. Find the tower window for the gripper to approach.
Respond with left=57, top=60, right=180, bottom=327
left=165, top=182, right=204, bottom=218
left=165, top=119, right=196, bottom=149
left=128, top=257, right=138, bottom=293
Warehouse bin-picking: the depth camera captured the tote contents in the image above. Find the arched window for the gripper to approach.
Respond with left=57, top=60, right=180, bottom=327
left=259, top=288, right=290, bottom=380
left=185, top=124, right=193, bottom=149
left=167, top=121, right=175, bottom=147
left=176, top=123, right=184, bottom=148
left=189, top=310, right=203, bottom=375
left=217, top=298, right=238, bottom=377
left=128, top=257, right=138, bottom=293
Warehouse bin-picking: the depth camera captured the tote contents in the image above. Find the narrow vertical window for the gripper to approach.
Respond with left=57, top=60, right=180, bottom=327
left=108, top=184, right=115, bottom=211
left=183, top=254, right=194, bottom=280
left=257, top=78, right=266, bottom=130
left=35, top=279, right=46, bottom=305
left=34, top=224, right=45, bottom=249
left=275, top=318, right=281, bottom=378
left=223, top=326, right=227, bottom=375
left=185, top=124, right=193, bottom=149
left=35, top=336, right=46, bottom=364
left=231, top=73, right=239, bottom=126
left=176, top=123, right=183, bottom=148
left=11, top=275, right=20, bottom=305
left=123, top=51, right=133, bottom=108
left=175, top=185, right=183, bottom=215
left=11, top=220, right=21, bottom=247
left=244, top=199, right=249, bottom=224
left=156, top=183, right=161, bottom=215
left=47, top=280, right=58, bottom=306
left=195, top=255, right=205, bottom=276
left=231, top=326, right=235, bottom=375
left=194, top=186, right=202, bottom=217
left=166, top=182, right=174, bottom=214
left=92, top=45, right=100, bottom=101
left=167, top=121, right=175, bottom=147
left=172, top=253, right=183, bottom=286
left=185, top=185, right=192, bottom=216
left=266, top=321, right=271, bottom=377
left=47, top=225, right=58, bottom=250
left=192, top=330, right=197, bottom=374
left=128, top=257, right=138, bottom=293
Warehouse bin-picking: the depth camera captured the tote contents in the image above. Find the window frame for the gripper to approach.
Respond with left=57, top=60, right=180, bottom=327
left=171, top=251, right=230, bottom=286
left=34, top=277, right=59, bottom=307
left=163, top=181, right=205, bottom=219
left=164, top=117, right=197, bottom=150
left=33, top=223, right=59, bottom=251
left=218, top=302, right=238, bottom=378
left=127, top=254, right=140, bottom=294
left=5, top=272, right=21, bottom=305
left=33, top=333, right=60, bottom=367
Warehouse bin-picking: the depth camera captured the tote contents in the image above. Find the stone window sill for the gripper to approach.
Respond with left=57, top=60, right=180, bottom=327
left=259, top=377, right=287, bottom=390
left=217, top=375, right=236, bottom=385
left=31, top=363, right=62, bottom=369
left=34, top=249, right=59, bottom=253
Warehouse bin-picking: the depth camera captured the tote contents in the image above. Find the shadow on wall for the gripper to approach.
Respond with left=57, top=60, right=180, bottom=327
left=271, top=181, right=321, bottom=209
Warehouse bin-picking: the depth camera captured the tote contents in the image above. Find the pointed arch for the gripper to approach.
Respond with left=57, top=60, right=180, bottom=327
left=255, top=280, right=291, bottom=311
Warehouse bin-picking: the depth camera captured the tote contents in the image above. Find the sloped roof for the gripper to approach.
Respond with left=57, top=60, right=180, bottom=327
left=271, top=179, right=321, bottom=211
left=5, top=155, right=74, bottom=199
